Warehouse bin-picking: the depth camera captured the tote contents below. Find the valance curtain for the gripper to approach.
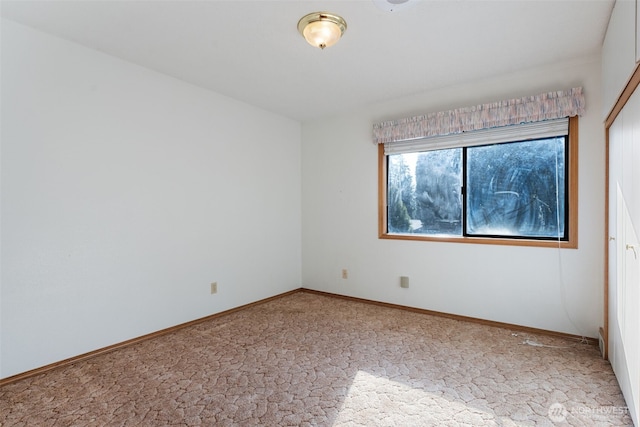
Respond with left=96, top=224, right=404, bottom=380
left=383, top=118, right=569, bottom=155
left=372, top=87, right=585, bottom=145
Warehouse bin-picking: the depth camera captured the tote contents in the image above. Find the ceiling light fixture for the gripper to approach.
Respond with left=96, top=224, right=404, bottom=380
left=297, top=12, right=347, bottom=50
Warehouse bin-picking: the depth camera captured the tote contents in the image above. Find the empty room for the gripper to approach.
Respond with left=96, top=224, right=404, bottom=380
left=1, top=0, right=639, bottom=425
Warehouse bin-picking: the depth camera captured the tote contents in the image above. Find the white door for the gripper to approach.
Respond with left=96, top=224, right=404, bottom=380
left=608, top=87, right=640, bottom=426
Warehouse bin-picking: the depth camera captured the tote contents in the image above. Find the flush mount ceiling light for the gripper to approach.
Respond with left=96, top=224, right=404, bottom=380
left=297, top=12, right=347, bottom=50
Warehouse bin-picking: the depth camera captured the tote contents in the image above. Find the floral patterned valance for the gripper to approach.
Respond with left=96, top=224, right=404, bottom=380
left=373, top=87, right=585, bottom=145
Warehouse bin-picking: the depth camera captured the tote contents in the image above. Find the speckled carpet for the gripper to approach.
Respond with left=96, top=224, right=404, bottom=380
left=0, top=291, right=633, bottom=426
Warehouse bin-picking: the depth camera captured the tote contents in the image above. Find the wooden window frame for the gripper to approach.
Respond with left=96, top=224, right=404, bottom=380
left=378, top=116, right=579, bottom=248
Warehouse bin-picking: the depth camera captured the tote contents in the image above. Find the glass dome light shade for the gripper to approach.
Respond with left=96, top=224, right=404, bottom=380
left=298, top=12, right=347, bottom=50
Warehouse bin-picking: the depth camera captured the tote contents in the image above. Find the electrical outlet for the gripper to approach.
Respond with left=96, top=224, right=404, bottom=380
left=210, top=282, right=218, bottom=294
left=341, top=269, right=348, bottom=279
left=400, top=276, right=409, bottom=288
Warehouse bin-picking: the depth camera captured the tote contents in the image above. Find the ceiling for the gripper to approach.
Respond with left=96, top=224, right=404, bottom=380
left=1, top=0, right=615, bottom=122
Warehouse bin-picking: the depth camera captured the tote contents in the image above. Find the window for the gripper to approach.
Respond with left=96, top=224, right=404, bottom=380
left=379, top=116, right=578, bottom=248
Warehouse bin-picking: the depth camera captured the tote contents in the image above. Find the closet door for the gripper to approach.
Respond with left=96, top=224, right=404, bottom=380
left=608, top=86, right=640, bottom=425
left=608, top=108, right=623, bottom=363
left=623, top=88, right=640, bottom=413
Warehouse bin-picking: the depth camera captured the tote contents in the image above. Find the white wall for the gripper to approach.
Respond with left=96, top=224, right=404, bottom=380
left=602, top=0, right=638, bottom=119
left=0, top=19, right=302, bottom=379
left=302, top=56, right=604, bottom=338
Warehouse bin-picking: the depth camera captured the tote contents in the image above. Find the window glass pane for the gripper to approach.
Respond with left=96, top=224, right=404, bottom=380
left=388, top=149, right=462, bottom=235
left=415, top=149, right=463, bottom=235
left=466, top=137, right=566, bottom=238
left=387, top=154, right=417, bottom=233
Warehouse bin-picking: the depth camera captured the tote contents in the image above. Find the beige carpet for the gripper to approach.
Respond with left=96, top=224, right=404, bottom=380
left=0, top=291, right=633, bottom=426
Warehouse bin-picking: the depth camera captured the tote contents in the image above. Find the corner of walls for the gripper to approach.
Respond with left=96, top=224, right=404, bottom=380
left=1, top=19, right=302, bottom=379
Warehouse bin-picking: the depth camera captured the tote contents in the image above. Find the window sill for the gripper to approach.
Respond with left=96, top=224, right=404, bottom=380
left=379, top=233, right=577, bottom=249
